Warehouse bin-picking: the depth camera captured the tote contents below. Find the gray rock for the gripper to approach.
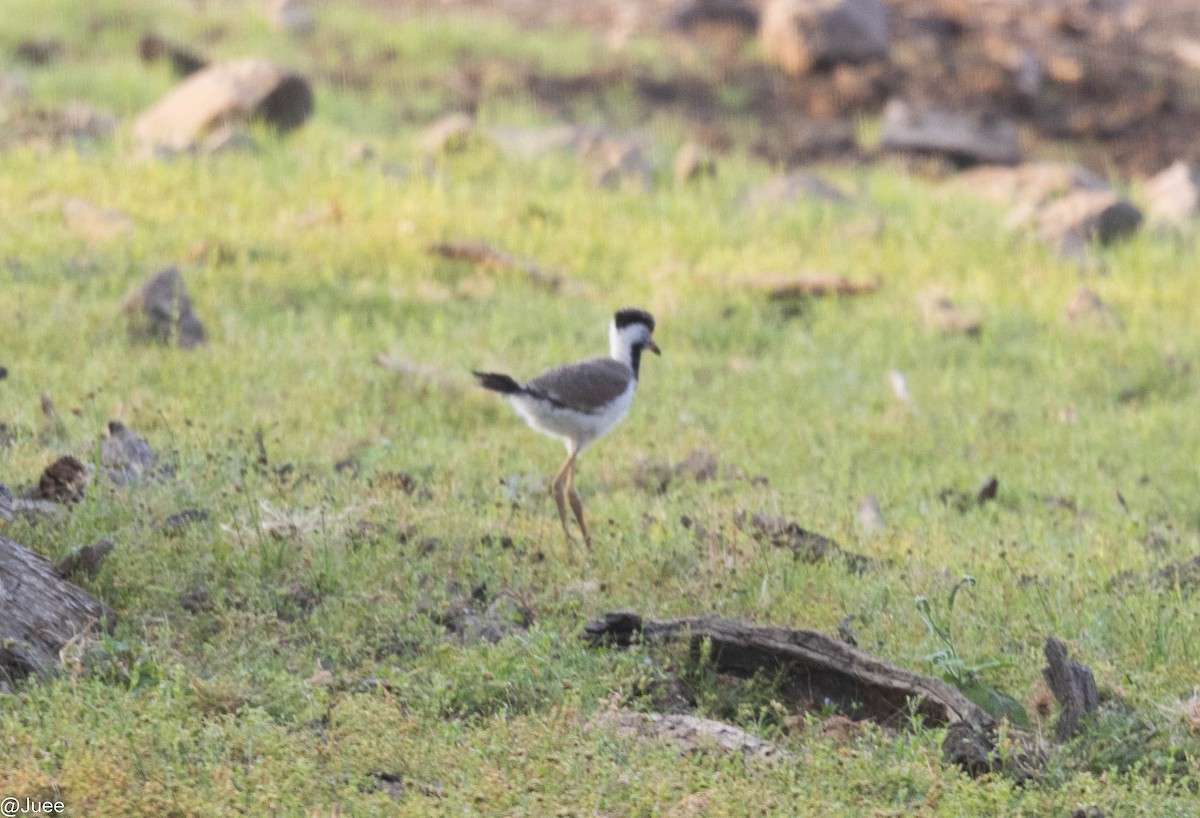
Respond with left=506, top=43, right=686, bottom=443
left=1141, top=160, right=1200, bottom=225
left=760, top=0, right=888, bottom=75
left=1065, top=287, right=1119, bottom=327
left=0, top=72, right=31, bottom=105
left=584, top=136, right=654, bottom=190
left=857, top=495, right=885, bottom=533
left=1036, top=189, right=1142, bottom=252
left=264, top=0, right=314, bottom=34
left=1012, top=50, right=1043, bottom=99
left=122, top=267, right=208, bottom=349
left=880, top=100, right=1020, bottom=167
left=102, top=421, right=170, bottom=485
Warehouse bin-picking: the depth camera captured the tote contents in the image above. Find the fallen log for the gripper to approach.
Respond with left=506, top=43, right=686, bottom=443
left=0, top=534, right=115, bottom=680
left=582, top=612, right=988, bottom=728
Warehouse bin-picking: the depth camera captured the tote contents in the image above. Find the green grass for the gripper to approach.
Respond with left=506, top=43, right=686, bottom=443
left=3, top=0, right=1200, bottom=815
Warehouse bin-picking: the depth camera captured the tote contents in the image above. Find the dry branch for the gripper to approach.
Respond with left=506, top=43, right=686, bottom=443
left=426, top=240, right=568, bottom=293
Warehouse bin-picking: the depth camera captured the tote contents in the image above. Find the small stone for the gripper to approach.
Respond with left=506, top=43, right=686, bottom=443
left=419, top=112, right=475, bottom=153
left=55, top=538, right=115, bottom=581
left=264, top=0, right=314, bottom=34
left=1036, top=189, right=1143, bottom=252
left=760, top=0, right=888, bottom=75
left=857, top=495, right=885, bottom=533
left=138, top=34, right=207, bottom=77
left=102, top=421, right=170, bottom=485
left=122, top=267, right=208, bottom=349
left=0, top=72, right=31, bottom=105
left=344, top=139, right=376, bottom=165
left=14, top=39, right=63, bottom=66
left=37, top=455, right=91, bottom=504
left=917, top=289, right=981, bottom=335
left=881, top=100, right=1020, bottom=167
left=1065, top=287, right=1118, bottom=326
left=580, top=135, right=654, bottom=190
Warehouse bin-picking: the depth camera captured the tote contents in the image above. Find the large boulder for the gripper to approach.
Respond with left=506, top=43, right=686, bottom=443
left=880, top=100, right=1020, bottom=167
left=760, top=0, right=888, bottom=75
left=132, top=58, right=313, bottom=157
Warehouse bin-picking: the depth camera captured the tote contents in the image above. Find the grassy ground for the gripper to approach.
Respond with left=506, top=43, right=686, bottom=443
left=2, top=1, right=1200, bottom=815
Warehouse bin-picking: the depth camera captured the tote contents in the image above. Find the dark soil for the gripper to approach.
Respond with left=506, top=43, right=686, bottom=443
left=366, top=0, right=1200, bottom=177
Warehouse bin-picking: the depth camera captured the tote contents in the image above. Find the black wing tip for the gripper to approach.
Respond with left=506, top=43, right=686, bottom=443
left=473, top=371, right=524, bottom=395
left=614, top=307, right=655, bottom=332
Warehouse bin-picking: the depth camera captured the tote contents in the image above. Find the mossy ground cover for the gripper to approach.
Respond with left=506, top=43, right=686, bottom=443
left=2, top=1, right=1200, bottom=815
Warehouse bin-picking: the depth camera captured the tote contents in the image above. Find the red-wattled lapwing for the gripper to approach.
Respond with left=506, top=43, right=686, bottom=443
left=474, top=308, right=660, bottom=548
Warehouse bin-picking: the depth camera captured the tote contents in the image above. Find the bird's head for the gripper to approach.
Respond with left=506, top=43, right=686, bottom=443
left=610, top=308, right=660, bottom=373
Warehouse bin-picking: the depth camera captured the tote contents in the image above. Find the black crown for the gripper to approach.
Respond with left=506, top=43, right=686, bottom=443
left=614, top=308, right=655, bottom=331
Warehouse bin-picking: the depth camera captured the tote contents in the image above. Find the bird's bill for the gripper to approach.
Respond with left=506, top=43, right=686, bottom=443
left=647, top=339, right=662, bottom=355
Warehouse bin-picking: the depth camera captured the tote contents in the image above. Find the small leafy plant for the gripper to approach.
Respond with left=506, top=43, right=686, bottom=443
left=916, top=575, right=1028, bottom=725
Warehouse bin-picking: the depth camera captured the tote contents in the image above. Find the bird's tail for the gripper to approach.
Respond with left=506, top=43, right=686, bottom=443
left=472, top=371, right=525, bottom=395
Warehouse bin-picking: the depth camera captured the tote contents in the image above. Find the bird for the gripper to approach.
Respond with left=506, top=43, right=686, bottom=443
left=473, top=308, right=660, bottom=548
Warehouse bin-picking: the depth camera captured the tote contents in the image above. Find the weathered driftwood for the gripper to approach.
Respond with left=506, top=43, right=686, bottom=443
left=1043, top=637, right=1098, bottom=740
left=0, top=535, right=114, bottom=680
left=582, top=612, right=988, bottom=729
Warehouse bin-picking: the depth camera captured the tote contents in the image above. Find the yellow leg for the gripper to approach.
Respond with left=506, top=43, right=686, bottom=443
left=565, top=459, right=591, bottom=548
left=550, top=453, right=576, bottom=548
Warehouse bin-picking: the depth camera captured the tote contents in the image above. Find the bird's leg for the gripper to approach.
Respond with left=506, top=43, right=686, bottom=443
left=565, top=458, right=591, bottom=548
left=550, top=454, right=575, bottom=548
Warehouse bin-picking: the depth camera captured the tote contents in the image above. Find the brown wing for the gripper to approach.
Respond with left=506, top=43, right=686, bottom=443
left=526, top=358, right=633, bottom=414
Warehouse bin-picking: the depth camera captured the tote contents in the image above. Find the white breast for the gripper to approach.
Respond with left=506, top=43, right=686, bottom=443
left=509, top=379, right=637, bottom=454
